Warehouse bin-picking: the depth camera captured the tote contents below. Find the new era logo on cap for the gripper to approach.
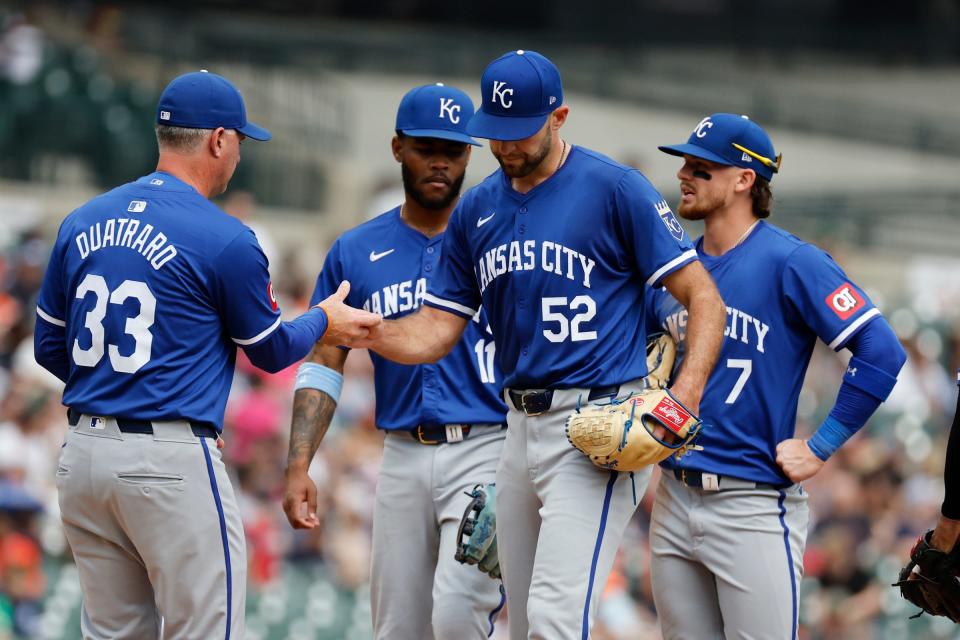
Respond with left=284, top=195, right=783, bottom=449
left=159, top=110, right=171, bottom=121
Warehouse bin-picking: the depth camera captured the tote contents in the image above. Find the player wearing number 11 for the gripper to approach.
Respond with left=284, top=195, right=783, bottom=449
left=646, top=114, right=906, bottom=639
left=283, top=83, right=508, bottom=639
left=33, top=71, right=379, bottom=639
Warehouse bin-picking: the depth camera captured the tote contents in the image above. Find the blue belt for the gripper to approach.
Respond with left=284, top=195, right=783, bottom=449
left=67, top=408, right=219, bottom=440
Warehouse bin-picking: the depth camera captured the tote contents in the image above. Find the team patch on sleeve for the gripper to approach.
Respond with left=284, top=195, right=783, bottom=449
left=267, top=282, right=279, bottom=311
left=825, top=283, right=865, bottom=320
left=655, top=200, right=685, bottom=242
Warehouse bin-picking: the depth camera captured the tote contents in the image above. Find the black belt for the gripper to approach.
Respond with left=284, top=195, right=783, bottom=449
left=67, top=408, right=219, bottom=440
left=508, top=385, right=620, bottom=416
left=407, top=424, right=505, bottom=445
left=673, top=468, right=784, bottom=491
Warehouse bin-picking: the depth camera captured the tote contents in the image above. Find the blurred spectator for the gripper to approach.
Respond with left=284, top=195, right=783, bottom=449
left=0, top=483, right=44, bottom=639
left=222, top=190, right=279, bottom=267
left=0, top=12, right=43, bottom=86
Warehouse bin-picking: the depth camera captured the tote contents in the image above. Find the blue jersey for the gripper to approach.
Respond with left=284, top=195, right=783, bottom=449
left=424, top=146, right=698, bottom=389
left=646, top=221, right=881, bottom=484
left=310, top=207, right=506, bottom=430
left=36, top=172, right=285, bottom=429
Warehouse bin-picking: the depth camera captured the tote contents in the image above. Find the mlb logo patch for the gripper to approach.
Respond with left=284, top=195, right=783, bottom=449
left=128, top=200, right=147, bottom=213
left=89, top=416, right=105, bottom=430
left=825, top=283, right=865, bottom=320
left=150, top=178, right=164, bottom=186
left=160, top=110, right=171, bottom=121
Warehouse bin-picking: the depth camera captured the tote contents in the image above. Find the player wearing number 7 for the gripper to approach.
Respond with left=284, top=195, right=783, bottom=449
left=347, top=50, right=727, bottom=639
left=32, top=71, right=379, bottom=640
left=645, top=113, right=907, bottom=639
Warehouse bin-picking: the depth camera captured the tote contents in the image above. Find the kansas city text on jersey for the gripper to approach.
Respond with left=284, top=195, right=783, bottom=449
left=362, top=277, right=427, bottom=317
left=662, top=305, right=771, bottom=353
left=475, top=239, right=596, bottom=294
left=74, top=217, right=178, bottom=271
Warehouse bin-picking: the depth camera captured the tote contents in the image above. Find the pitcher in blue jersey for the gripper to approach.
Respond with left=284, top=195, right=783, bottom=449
left=33, top=71, right=380, bottom=640
left=282, top=83, right=508, bottom=639
left=347, top=51, right=727, bottom=639
left=646, top=113, right=907, bottom=639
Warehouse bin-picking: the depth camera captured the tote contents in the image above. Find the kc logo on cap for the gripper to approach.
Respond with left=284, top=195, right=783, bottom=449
left=394, top=83, right=481, bottom=146
left=467, top=49, right=564, bottom=142
left=659, top=113, right=781, bottom=181
left=492, top=81, right=514, bottom=109
left=438, top=98, right=461, bottom=124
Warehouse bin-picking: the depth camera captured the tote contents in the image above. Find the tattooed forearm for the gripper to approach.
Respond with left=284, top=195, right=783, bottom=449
left=287, top=389, right=337, bottom=469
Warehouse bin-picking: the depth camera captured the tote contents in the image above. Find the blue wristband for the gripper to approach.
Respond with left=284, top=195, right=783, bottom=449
left=807, top=415, right=857, bottom=461
left=844, top=356, right=899, bottom=401
left=294, top=362, right=343, bottom=402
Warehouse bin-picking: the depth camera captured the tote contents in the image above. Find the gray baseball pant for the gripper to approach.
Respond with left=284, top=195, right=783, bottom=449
left=650, top=472, right=809, bottom=640
left=56, top=416, right=246, bottom=640
left=497, top=382, right=651, bottom=640
left=370, top=426, right=507, bottom=640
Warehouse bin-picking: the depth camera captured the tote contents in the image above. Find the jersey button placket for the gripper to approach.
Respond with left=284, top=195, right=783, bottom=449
left=514, top=204, right=533, bottom=361
left=423, top=241, right=438, bottom=276
left=421, top=240, right=440, bottom=418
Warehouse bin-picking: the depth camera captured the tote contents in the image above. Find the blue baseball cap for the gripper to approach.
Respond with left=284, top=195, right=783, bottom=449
left=395, top=83, right=481, bottom=146
left=467, top=50, right=563, bottom=141
left=157, top=71, right=271, bottom=141
left=659, top=113, right=781, bottom=181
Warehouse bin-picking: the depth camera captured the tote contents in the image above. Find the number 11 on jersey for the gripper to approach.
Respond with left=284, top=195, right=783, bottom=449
left=474, top=339, right=496, bottom=384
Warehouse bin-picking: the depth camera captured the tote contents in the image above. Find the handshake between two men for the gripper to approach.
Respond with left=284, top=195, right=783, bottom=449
left=314, top=280, right=383, bottom=345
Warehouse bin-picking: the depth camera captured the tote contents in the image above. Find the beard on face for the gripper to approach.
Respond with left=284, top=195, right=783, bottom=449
left=677, top=187, right=727, bottom=221
left=494, top=128, right=553, bottom=178
left=401, top=162, right=466, bottom=210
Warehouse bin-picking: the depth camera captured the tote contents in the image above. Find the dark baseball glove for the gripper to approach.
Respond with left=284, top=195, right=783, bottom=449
left=454, top=483, right=500, bottom=579
left=894, top=530, right=960, bottom=621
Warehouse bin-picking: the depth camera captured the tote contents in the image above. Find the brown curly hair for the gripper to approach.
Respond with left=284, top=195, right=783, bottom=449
left=751, top=177, right=773, bottom=219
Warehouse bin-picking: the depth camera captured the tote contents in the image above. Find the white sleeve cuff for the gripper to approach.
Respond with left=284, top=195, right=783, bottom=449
left=37, top=307, right=66, bottom=327
left=423, top=293, right=478, bottom=318
left=646, top=250, right=699, bottom=287
left=232, top=316, right=282, bottom=346
left=828, top=308, right=881, bottom=350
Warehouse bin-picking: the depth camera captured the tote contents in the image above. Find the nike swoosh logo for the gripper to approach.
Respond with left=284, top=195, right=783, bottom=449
left=369, top=249, right=395, bottom=262
left=476, top=212, right=496, bottom=228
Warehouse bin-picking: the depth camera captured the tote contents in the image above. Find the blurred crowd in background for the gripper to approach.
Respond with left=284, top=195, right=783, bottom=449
left=3, top=2, right=960, bottom=639
left=0, top=195, right=957, bottom=640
